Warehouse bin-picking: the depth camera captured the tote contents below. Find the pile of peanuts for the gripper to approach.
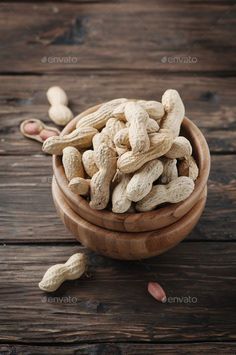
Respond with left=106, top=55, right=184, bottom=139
left=43, top=89, right=199, bottom=213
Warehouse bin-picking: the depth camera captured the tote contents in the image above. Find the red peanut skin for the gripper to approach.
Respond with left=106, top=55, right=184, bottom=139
left=148, top=282, right=167, bottom=303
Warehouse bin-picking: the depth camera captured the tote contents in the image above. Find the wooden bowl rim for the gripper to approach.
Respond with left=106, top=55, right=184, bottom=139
left=53, top=102, right=210, bottom=229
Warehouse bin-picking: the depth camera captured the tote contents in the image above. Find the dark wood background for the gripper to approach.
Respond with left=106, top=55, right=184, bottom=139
left=0, top=1, right=236, bottom=354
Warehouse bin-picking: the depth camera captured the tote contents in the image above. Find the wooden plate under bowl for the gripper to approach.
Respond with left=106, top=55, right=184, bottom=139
left=52, top=176, right=207, bottom=260
left=53, top=104, right=210, bottom=233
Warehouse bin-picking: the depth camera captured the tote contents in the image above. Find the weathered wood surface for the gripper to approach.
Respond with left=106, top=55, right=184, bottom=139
left=0, top=74, right=235, bottom=155
left=0, top=155, right=235, bottom=243
left=0, top=243, right=235, bottom=343
left=0, top=2, right=235, bottom=73
left=0, top=0, right=235, bottom=351
left=1, top=342, right=236, bottom=355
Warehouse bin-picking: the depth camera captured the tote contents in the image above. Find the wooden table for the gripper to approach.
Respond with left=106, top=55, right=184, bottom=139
left=0, top=1, right=235, bottom=354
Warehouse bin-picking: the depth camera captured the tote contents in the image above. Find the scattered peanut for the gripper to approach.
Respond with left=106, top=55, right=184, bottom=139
left=47, top=86, right=73, bottom=126
left=47, top=86, right=68, bottom=106
left=126, top=160, right=163, bottom=202
left=112, top=173, right=132, bottom=213
left=39, top=253, right=87, bottom=292
left=136, top=177, right=195, bottom=212
left=20, top=118, right=60, bottom=143
left=48, top=105, right=73, bottom=126
left=161, top=89, right=185, bottom=137
left=148, top=282, right=167, bottom=303
left=62, top=147, right=84, bottom=181
left=42, top=127, right=98, bottom=155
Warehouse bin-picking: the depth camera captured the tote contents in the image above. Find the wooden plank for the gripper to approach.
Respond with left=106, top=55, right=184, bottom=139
left=0, top=74, right=235, bottom=155
left=0, top=155, right=235, bottom=243
left=0, top=243, right=235, bottom=343
left=0, top=2, right=235, bottom=73
left=1, top=342, right=236, bottom=354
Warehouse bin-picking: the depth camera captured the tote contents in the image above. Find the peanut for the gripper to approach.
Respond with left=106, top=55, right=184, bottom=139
left=42, top=127, right=98, bottom=155
left=161, top=89, right=185, bottom=137
left=39, top=253, right=87, bottom=292
left=82, top=150, right=98, bottom=177
left=47, top=86, right=73, bottom=126
left=116, top=146, right=128, bottom=156
left=23, top=121, right=41, bottom=135
left=126, top=159, right=163, bottom=202
left=112, top=173, right=132, bottom=213
left=178, top=156, right=199, bottom=181
left=39, top=129, right=58, bottom=140
left=114, top=128, right=130, bottom=150
left=102, top=117, right=126, bottom=141
left=90, top=143, right=117, bottom=210
left=125, top=102, right=150, bottom=154
left=113, top=100, right=165, bottom=122
left=136, top=176, right=195, bottom=212
left=117, top=130, right=173, bottom=174
left=62, top=147, right=84, bottom=181
left=161, top=158, right=178, bottom=184
left=137, top=100, right=165, bottom=121
left=146, top=118, right=160, bottom=133
left=76, top=98, right=128, bottom=130
left=48, top=105, right=73, bottom=126
left=47, top=86, right=68, bottom=106
left=69, top=177, right=90, bottom=195
left=165, top=136, right=192, bottom=159
left=126, top=118, right=160, bottom=133
left=114, top=121, right=160, bottom=151
left=148, top=282, right=167, bottom=303
left=92, top=131, right=114, bottom=152
left=20, top=118, right=60, bottom=144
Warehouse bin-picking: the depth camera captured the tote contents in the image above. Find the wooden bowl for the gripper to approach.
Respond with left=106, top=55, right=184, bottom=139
left=52, top=176, right=207, bottom=260
left=53, top=104, right=210, bottom=232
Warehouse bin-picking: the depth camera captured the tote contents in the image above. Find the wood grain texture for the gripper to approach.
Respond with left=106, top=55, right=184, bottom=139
left=0, top=243, right=235, bottom=343
left=0, top=1, right=235, bottom=73
left=0, top=74, right=236, bottom=155
left=0, top=155, right=235, bottom=243
left=1, top=342, right=236, bottom=355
